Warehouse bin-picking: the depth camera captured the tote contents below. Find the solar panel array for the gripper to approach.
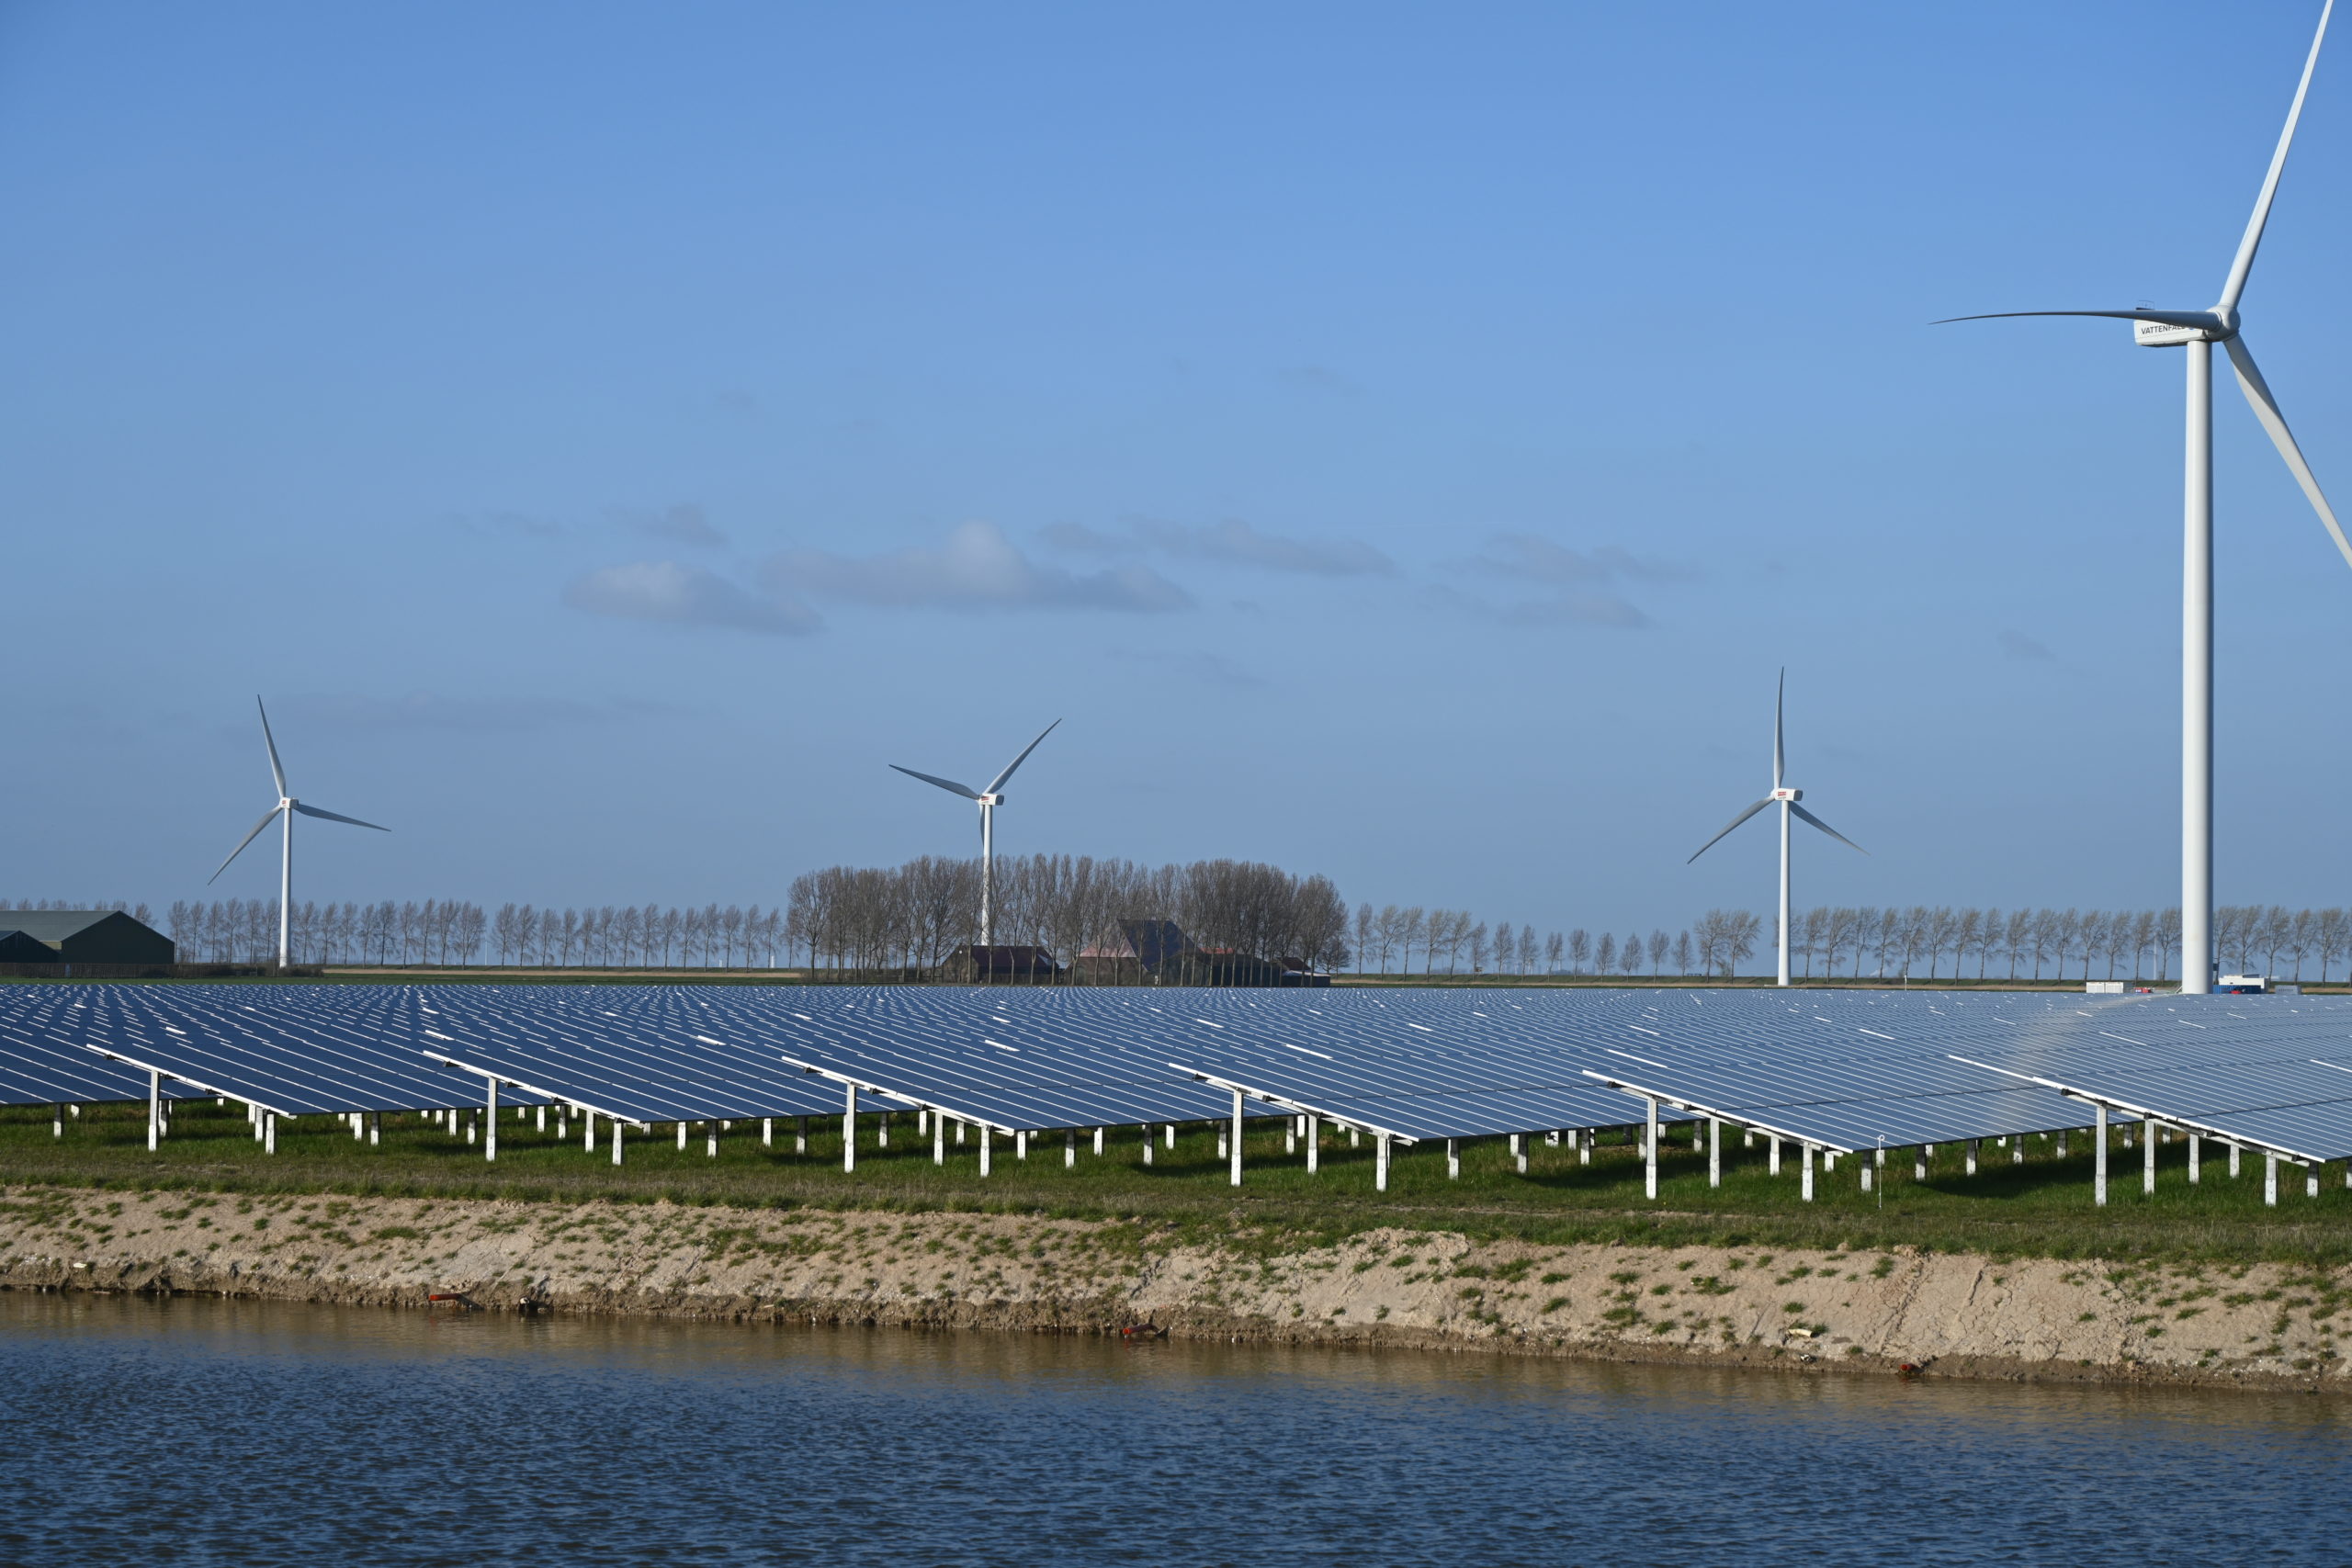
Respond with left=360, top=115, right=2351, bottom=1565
left=413, top=987, right=914, bottom=1125
left=5, top=981, right=2352, bottom=1177
left=1949, top=993, right=2352, bottom=1163
left=0, top=987, right=202, bottom=1107
left=18, top=985, right=539, bottom=1116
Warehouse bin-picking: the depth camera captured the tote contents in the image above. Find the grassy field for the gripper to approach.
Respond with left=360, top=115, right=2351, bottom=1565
left=6, top=1099, right=2348, bottom=1267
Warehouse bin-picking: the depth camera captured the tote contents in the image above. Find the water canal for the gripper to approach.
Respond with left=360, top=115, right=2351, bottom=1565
left=0, top=1293, right=2343, bottom=1563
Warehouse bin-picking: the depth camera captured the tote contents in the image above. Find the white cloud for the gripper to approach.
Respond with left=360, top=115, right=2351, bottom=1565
left=1423, top=583, right=1651, bottom=629
left=1042, top=515, right=1393, bottom=578
left=765, top=522, right=1192, bottom=614
left=1464, top=534, right=1700, bottom=587
left=277, top=692, right=683, bottom=732
left=563, top=560, right=822, bottom=635
left=1112, top=649, right=1270, bottom=690
left=1427, top=532, right=1701, bottom=629
left=619, top=502, right=728, bottom=549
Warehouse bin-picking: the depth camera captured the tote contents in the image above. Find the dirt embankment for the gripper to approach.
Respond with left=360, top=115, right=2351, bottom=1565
left=1, top=1186, right=2344, bottom=1390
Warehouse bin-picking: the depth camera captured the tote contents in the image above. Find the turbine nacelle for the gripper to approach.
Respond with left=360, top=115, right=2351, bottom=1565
left=1770, top=787, right=1802, bottom=802
left=2135, top=312, right=2233, bottom=347
left=977, top=793, right=1004, bottom=807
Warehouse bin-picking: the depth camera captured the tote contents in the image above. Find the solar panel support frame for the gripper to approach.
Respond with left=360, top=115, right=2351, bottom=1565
left=1950, top=1054, right=2330, bottom=1168
left=1170, top=1065, right=1419, bottom=1148
left=423, top=1051, right=651, bottom=1133
left=775, top=1052, right=1022, bottom=1138
left=1580, top=1068, right=1852, bottom=1157
left=87, top=1045, right=297, bottom=1122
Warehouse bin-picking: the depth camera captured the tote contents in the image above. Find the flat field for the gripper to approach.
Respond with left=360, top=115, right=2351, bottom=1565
left=5, top=1098, right=2348, bottom=1268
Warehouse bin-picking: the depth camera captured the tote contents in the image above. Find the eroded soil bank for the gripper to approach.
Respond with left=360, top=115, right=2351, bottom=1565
left=2, top=1186, right=2344, bottom=1391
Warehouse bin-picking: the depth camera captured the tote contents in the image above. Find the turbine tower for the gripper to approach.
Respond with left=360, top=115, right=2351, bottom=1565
left=890, top=719, right=1060, bottom=950
left=1688, top=671, right=1864, bottom=987
left=1944, top=0, right=2347, bottom=995
left=210, top=697, right=390, bottom=969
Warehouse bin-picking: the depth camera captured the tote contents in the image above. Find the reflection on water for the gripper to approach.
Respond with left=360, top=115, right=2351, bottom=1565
left=0, top=1293, right=2343, bottom=1564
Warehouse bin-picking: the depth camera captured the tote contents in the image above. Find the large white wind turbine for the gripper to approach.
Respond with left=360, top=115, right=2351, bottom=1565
left=890, top=719, right=1061, bottom=949
left=210, top=697, right=390, bottom=968
left=1945, top=1, right=2347, bottom=995
left=1687, top=671, right=1865, bottom=987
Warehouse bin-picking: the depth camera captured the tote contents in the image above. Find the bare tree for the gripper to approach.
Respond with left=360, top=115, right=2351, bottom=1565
left=1952, top=908, right=1982, bottom=981
left=1798, top=908, right=1828, bottom=978
left=2320, top=908, right=2349, bottom=983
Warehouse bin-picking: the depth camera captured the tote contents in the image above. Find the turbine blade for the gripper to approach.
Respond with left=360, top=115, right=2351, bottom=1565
left=2225, top=337, right=2352, bottom=572
left=2217, top=0, right=2334, bottom=315
left=1687, top=799, right=1773, bottom=864
left=291, top=802, right=390, bottom=831
left=985, top=717, right=1062, bottom=795
left=1933, top=309, right=2226, bottom=332
left=1790, top=801, right=1867, bottom=854
left=890, top=764, right=982, bottom=800
left=209, top=806, right=285, bottom=884
left=1773, top=669, right=1785, bottom=790
left=256, top=696, right=288, bottom=797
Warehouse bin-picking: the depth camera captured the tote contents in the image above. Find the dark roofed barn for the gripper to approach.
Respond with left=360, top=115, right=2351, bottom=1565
left=0, top=910, right=175, bottom=965
left=935, top=945, right=1062, bottom=984
left=0, top=931, right=55, bottom=964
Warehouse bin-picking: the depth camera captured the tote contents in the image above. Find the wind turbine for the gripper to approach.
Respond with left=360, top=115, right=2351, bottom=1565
left=890, top=719, right=1060, bottom=950
left=210, top=697, right=390, bottom=968
left=1687, top=671, right=1864, bottom=987
left=1943, top=1, right=2347, bottom=995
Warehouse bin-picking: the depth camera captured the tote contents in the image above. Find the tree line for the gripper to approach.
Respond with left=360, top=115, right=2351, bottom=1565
left=139, top=898, right=790, bottom=967
left=15, top=892, right=2352, bottom=984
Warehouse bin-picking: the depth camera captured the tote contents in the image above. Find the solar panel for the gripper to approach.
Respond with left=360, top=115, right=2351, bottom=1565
left=53, top=985, right=548, bottom=1117
left=693, top=987, right=1263, bottom=1132
left=0, top=987, right=203, bottom=1107
left=414, top=987, right=917, bottom=1124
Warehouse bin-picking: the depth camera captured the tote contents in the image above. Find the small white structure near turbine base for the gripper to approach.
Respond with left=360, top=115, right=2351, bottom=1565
left=2218, top=974, right=2295, bottom=995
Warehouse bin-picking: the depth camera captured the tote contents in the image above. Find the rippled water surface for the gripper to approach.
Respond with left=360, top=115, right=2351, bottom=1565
left=1, top=1293, right=2346, bottom=1564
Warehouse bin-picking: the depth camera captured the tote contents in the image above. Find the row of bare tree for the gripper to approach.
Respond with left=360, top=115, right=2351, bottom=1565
left=1349, top=908, right=1765, bottom=978
left=25, top=893, right=2350, bottom=984
left=1773, top=904, right=2352, bottom=983
left=786, top=855, right=1352, bottom=977
left=148, top=898, right=788, bottom=967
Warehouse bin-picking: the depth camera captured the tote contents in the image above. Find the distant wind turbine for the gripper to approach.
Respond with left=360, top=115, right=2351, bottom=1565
left=210, top=697, right=390, bottom=968
left=1687, top=671, right=1864, bottom=987
left=891, top=719, right=1061, bottom=950
left=1942, top=0, right=2346, bottom=994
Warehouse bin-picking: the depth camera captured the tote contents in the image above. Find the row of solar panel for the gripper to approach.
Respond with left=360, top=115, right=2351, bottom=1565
left=4, top=985, right=2350, bottom=1164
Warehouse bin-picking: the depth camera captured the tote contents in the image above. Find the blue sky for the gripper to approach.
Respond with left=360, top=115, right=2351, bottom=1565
left=6, top=0, right=2352, bottom=942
